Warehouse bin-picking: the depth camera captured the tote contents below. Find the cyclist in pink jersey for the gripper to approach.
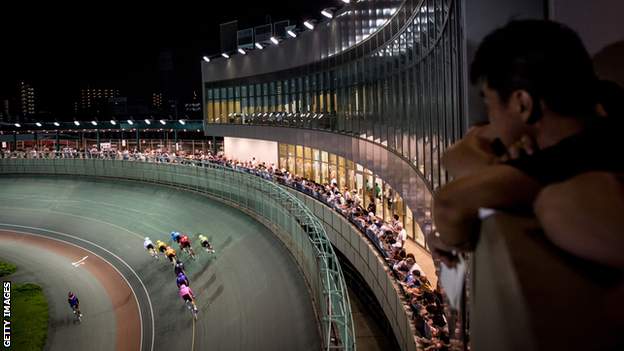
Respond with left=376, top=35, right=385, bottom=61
left=179, top=284, right=195, bottom=303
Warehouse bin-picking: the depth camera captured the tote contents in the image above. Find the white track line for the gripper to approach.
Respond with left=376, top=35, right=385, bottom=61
left=0, top=206, right=146, bottom=240
left=0, top=224, right=155, bottom=351
left=192, top=316, right=196, bottom=351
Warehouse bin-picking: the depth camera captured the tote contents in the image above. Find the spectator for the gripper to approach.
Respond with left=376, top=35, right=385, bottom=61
left=393, top=223, right=408, bottom=250
left=366, top=197, right=376, bottom=215
left=432, top=20, right=623, bottom=256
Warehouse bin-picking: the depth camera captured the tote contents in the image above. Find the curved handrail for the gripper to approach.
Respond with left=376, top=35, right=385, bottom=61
left=0, top=152, right=356, bottom=351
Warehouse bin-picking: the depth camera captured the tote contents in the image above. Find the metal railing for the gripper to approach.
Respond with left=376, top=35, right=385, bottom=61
left=0, top=151, right=356, bottom=351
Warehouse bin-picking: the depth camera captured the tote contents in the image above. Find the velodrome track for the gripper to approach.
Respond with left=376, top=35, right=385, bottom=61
left=0, top=175, right=321, bottom=351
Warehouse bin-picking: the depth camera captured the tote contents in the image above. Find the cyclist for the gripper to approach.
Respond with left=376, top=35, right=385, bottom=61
left=176, top=271, right=190, bottom=288
left=173, top=258, right=185, bottom=276
left=178, top=234, right=196, bottom=258
left=165, top=246, right=177, bottom=264
left=170, top=231, right=181, bottom=244
left=198, top=234, right=215, bottom=253
left=68, top=291, right=82, bottom=317
left=178, top=284, right=197, bottom=312
left=156, top=240, right=168, bottom=254
left=144, top=237, right=157, bottom=258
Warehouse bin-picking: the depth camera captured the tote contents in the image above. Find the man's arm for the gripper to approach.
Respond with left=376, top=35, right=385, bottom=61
left=433, top=165, right=541, bottom=249
left=534, top=172, right=624, bottom=270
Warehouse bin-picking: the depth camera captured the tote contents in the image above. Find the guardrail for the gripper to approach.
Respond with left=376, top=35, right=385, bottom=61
left=287, top=188, right=420, bottom=351
left=0, top=153, right=356, bottom=351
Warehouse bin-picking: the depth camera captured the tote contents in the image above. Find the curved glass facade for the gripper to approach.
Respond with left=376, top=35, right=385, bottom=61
left=203, top=0, right=465, bottom=238
left=278, top=142, right=426, bottom=245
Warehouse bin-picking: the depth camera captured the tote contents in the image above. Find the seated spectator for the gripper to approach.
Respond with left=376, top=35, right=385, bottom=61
left=366, top=197, right=376, bottom=214
left=394, top=256, right=416, bottom=280
left=387, top=248, right=407, bottom=266
left=392, top=223, right=408, bottom=250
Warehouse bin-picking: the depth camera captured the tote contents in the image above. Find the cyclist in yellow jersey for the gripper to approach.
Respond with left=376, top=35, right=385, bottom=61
left=165, top=246, right=177, bottom=264
left=156, top=240, right=168, bottom=254
left=198, top=234, right=215, bottom=253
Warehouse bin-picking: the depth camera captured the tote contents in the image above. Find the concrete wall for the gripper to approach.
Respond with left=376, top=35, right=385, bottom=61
left=223, top=137, right=278, bottom=166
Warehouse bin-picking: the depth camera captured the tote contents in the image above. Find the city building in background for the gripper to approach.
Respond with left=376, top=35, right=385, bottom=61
left=152, top=92, right=163, bottom=111
left=19, top=81, right=36, bottom=116
left=79, top=87, right=120, bottom=117
left=184, top=91, right=201, bottom=118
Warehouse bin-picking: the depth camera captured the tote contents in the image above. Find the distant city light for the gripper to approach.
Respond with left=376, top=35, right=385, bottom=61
left=202, top=56, right=210, bottom=62
left=255, top=43, right=263, bottom=50
left=127, top=120, right=134, bottom=125
left=304, top=21, right=315, bottom=30
left=321, top=9, right=334, bottom=19
left=110, top=120, right=117, bottom=125
left=287, top=30, right=297, bottom=38
left=53, top=122, right=60, bottom=126
left=178, top=119, right=186, bottom=125
left=159, top=119, right=166, bottom=125
left=342, top=0, right=350, bottom=3
left=14, top=123, right=21, bottom=127
left=221, top=52, right=230, bottom=59
left=270, top=37, right=279, bottom=45
left=144, top=119, right=151, bottom=125
left=238, top=48, right=246, bottom=55
left=74, top=121, right=80, bottom=126
left=35, top=122, right=42, bottom=127
left=91, top=121, right=98, bottom=126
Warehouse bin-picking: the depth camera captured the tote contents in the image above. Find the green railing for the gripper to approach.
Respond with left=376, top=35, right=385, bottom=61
left=0, top=156, right=356, bottom=351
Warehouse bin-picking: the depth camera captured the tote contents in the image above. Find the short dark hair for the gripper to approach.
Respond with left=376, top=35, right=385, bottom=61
left=471, top=20, right=598, bottom=118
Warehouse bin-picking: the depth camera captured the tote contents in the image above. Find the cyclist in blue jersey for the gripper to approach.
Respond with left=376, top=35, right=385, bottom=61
left=170, top=231, right=181, bottom=243
left=68, top=291, right=82, bottom=318
left=176, top=272, right=190, bottom=288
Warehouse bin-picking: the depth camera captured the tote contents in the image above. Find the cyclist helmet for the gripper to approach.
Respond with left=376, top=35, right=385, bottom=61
left=145, top=237, right=150, bottom=241
left=68, top=291, right=74, bottom=297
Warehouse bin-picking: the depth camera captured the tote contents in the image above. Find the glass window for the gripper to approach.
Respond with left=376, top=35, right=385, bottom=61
left=321, top=162, right=329, bottom=184
left=313, top=160, right=321, bottom=184
left=288, top=144, right=295, bottom=158
left=329, top=153, right=337, bottom=166
left=304, top=159, right=313, bottom=180
left=296, top=145, right=304, bottom=158
left=295, top=155, right=304, bottom=176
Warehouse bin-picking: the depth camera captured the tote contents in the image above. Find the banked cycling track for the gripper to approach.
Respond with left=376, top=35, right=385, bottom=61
left=0, top=175, right=321, bottom=351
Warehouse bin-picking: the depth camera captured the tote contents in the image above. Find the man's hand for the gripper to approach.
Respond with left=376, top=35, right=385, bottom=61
left=442, top=125, right=500, bottom=178
left=426, top=231, right=460, bottom=267
left=500, top=134, right=536, bottom=161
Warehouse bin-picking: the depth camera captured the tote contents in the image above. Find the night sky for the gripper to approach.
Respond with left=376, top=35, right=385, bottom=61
left=1, top=1, right=335, bottom=116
